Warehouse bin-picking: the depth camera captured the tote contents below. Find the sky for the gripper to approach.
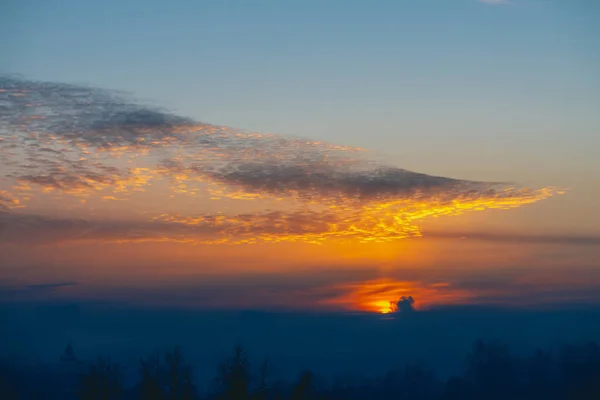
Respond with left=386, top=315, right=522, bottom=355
left=1, top=0, right=600, bottom=315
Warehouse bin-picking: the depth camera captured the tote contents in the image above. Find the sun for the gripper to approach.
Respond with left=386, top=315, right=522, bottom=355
left=372, top=300, right=395, bottom=314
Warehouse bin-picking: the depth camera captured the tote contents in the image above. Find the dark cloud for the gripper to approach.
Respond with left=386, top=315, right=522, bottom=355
left=204, top=162, right=473, bottom=202
left=393, top=296, right=416, bottom=313
left=0, top=212, right=197, bottom=245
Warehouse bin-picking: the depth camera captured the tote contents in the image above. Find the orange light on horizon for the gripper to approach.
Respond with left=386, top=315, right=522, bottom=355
left=371, top=300, right=396, bottom=314
left=322, top=278, right=474, bottom=313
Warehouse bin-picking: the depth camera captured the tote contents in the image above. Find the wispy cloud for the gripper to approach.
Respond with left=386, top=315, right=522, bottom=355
left=26, top=282, right=78, bottom=291
left=0, top=280, right=78, bottom=302
left=3, top=210, right=598, bottom=248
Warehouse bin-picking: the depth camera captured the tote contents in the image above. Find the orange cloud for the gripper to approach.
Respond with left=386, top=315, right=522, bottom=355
left=0, top=75, right=561, bottom=245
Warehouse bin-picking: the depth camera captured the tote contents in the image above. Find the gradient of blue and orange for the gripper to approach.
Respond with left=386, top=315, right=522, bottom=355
left=1, top=0, right=599, bottom=313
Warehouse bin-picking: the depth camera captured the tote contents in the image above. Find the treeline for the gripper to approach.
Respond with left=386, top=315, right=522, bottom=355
left=1, top=340, right=600, bottom=399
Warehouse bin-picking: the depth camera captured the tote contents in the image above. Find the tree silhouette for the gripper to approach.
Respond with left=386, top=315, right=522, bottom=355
left=524, top=348, right=555, bottom=398
left=164, top=346, right=195, bottom=400
left=139, top=347, right=196, bottom=400
left=401, top=364, right=437, bottom=399
left=465, top=340, right=517, bottom=400
left=252, top=359, right=269, bottom=400
left=79, top=358, right=122, bottom=400
left=140, top=352, right=164, bottom=400
left=4, top=338, right=600, bottom=399
left=440, top=377, right=470, bottom=400
left=560, top=342, right=600, bottom=399
left=215, top=344, right=251, bottom=400
left=290, top=370, right=313, bottom=400
left=0, top=367, right=19, bottom=400
left=61, top=344, right=79, bottom=363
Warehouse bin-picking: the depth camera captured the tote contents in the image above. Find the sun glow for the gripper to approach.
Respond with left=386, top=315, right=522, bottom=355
left=322, top=278, right=474, bottom=313
left=372, top=300, right=395, bottom=314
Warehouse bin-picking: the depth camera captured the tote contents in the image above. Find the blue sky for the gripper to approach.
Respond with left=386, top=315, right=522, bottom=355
left=3, top=1, right=598, bottom=150
left=5, top=0, right=599, bottom=231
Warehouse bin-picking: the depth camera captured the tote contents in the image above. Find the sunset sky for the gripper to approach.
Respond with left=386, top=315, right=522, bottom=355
left=1, top=0, right=599, bottom=315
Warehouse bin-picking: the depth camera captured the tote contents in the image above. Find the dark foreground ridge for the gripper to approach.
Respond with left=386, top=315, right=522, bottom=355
left=1, top=340, right=600, bottom=400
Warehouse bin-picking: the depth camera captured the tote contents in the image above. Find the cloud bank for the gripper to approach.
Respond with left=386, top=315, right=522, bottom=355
left=0, top=75, right=558, bottom=245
